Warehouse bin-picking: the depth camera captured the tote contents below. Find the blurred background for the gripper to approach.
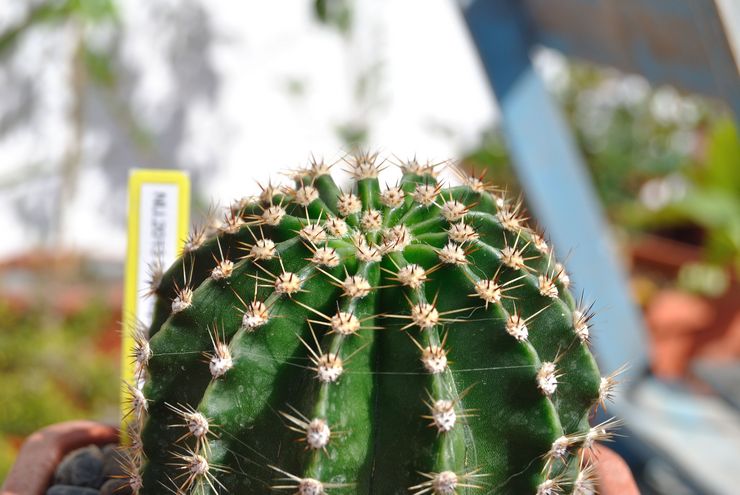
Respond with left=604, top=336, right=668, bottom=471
left=0, top=0, right=739, bottom=493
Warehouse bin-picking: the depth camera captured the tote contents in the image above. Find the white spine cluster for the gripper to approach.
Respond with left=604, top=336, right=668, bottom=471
left=275, top=272, right=302, bottom=295
left=412, top=184, right=439, bottom=206
left=316, top=353, right=343, bottom=383
left=360, top=209, right=383, bottom=232
left=211, top=259, right=234, bottom=280
left=537, top=362, right=558, bottom=396
left=127, top=383, right=148, bottom=419
left=438, top=242, right=467, bottom=265
left=134, top=339, right=152, bottom=372
left=220, top=212, right=244, bottom=234
left=187, top=453, right=210, bottom=477
left=432, top=471, right=458, bottom=495
left=183, top=228, right=206, bottom=253
left=337, top=192, right=362, bottom=216
left=500, top=246, right=526, bottom=270
left=309, top=159, right=331, bottom=177
left=324, top=217, right=348, bottom=237
left=396, top=264, right=427, bottom=288
left=299, top=223, right=327, bottom=243
left=382, top=224, right=411, bottom=252
left=440, top=200, right=467, bottom=222
left=411, top=302, right=440, bottom=329
left=421, top=344, right=448, bottom=374
left=467, top=176, right=486, bottom=193
left=496, top=205, right=524, bottom=231
left=531, top=233, right=550, bottom=254
left=573, top=309, right=590, bottom=342
left=262, top=205, right=286, bottom=226
left=555, top=263, right=570, bottom=287
left=330, top=311, right=361, bottom=336
left=242, top=301, right=270, bottom=331
left=209, top=342, right=233, bottom=378
left=536, top=479, right=559, bottom=495
left=305, top=418, right=331, bottom=450
left=185, top=411, right=210, bottom=439
left=538, top=274, right=559, bottom=298
left=258, top=182, right=278, bottom=203
left=447, top=222, right=478, bottom=243
left=250, top=239, right=276, bottom=260
left=548, top=435, right=570, bottom=461
left=355, top=241, right=382, bottom=262
left=342, top=275, right=372, bottom=299
left=573, top=466, right=597, bottom=495
left=474, top=279, right=502, bottom=305
left=295, top=185, right=319, bottom=206
left=401, top=159, right=436, bottom=177
left=312, top=247, right=340, bottom=267
left=505, top=314, right=529, bottom=341
left=350, top=153, right=381, bottom=179
left=431, top=400, right=457, bottom=433
left=298, top=478, right=324, bottom=495
left=172, top=287, right=193, bottom=313
left=381, top=186, right=405, bottom=208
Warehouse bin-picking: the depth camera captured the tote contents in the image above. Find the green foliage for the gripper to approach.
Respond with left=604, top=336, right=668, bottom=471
left=314, top=0, right=353, bottom=35
left=0, top=0, right=118, bottom=54
left=126, top=157, right=612, bottom=494
left=0, top=300, right=118, bottom=480
left=620, top=118, right=740, bottom=279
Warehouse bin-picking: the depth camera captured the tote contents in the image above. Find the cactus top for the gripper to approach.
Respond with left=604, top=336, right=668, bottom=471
left=124, top=153, right=620, bottom=495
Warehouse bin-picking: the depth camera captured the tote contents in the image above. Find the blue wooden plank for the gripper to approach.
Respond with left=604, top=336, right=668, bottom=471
left=461, top=0, right=649, bottom=379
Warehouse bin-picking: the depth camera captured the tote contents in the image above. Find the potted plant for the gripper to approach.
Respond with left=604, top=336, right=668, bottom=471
left=3, top=155, right=637, bottom=494
left=624, top=118, right=740, bottom=378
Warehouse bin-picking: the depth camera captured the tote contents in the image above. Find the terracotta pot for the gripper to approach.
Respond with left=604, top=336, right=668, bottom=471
left=2, top=421, right=638, bottom=495
left=630, top=234, right=740, bottom=378
left=1, top=421, right=118, bottom=495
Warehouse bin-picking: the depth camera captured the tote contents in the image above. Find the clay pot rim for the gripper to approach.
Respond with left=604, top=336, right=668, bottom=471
left=1, top=420, right=118, bottom=495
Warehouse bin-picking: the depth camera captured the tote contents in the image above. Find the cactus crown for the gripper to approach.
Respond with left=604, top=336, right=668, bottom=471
left=126, top=153, right=619, bottom=494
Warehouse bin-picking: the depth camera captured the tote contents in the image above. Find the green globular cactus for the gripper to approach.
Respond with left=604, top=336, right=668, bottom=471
left=123, top=153, right=622, bottom=495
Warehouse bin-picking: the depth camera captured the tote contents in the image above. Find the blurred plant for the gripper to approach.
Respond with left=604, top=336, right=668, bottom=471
left=0, top=0, right=220, bottom=250
left=0, top=299, right=118, bottom=479
left=313, top=0, right=385, bottom=149
left=0, top=0, right=121, bottom=245
left=677, top=262, right=729, bottom=298
left=314, top=0, right=353, bottom=34
left=622, top=119, right=740, bottom=277
left=463, top=52, right=739, bottom=294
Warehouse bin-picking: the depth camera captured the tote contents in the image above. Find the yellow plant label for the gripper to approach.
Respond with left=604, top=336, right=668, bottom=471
left=121, top=170, right=190, bottom=443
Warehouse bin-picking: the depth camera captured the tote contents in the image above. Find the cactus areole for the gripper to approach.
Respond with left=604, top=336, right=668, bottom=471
left=126, top=154, right=620, bottom=494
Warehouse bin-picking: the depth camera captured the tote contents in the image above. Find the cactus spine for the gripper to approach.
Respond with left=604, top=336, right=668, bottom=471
left=125, top=153, right=619, bottom=494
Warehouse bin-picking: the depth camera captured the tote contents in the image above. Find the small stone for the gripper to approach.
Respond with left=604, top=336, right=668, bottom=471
left=54, top=446, right=104, bottom=488
left=100, top=479, right=132, bottom=495
left=46, top=486, right=99, bottom=495
left=101, top=444, right=126, bottom=479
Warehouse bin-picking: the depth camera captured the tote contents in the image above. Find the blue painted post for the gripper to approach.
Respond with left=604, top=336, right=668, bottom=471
left=461, top=0, right=648, bottom=379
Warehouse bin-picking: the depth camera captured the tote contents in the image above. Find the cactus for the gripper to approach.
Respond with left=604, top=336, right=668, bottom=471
left=124, top=153, right=621, bottom=494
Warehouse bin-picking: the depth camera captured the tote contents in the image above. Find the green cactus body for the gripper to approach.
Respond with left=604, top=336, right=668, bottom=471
left=125, top=155, right=618, bottom=495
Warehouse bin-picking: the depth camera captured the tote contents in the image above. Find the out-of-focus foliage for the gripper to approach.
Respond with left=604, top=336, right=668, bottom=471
left=464, top=56, right=740, bottom=291
left=0, top=0, right=119, bottom=82
left=0, top=0, right=220, bottom=249
left=312, top=0, right=382, bottom=149
left=0, top=300, right=118, bottom=479
left=621, top=119, right=740, bottom=277
left=314, top=0, right=353, bottom=35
